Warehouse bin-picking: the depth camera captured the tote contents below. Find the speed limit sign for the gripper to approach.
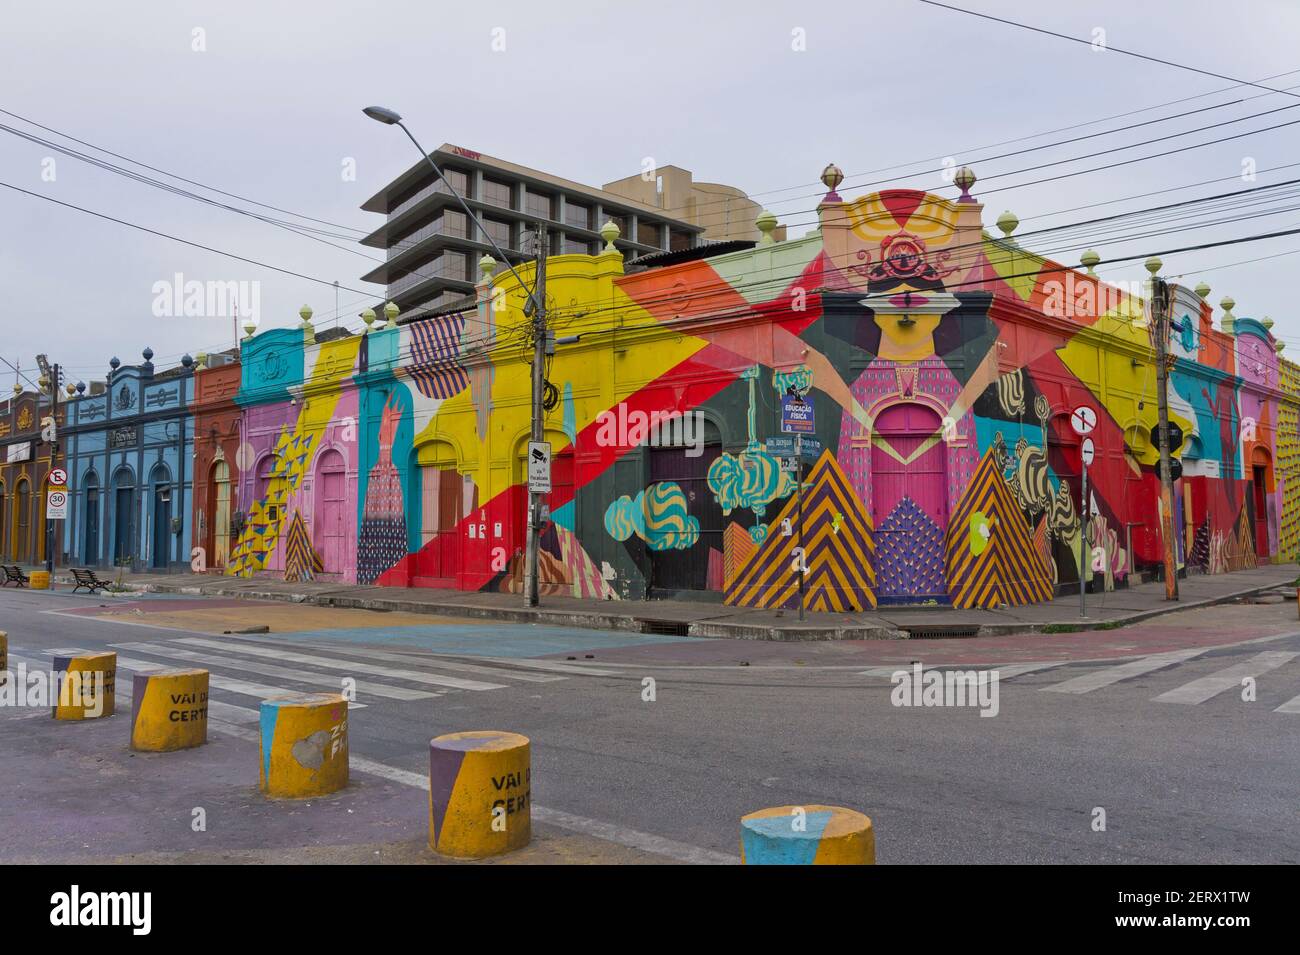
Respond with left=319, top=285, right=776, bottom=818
left=46, top=490, right=68, bottom=519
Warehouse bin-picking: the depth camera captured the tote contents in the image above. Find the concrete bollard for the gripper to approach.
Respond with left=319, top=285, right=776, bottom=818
left=29, top=570, right=50, bottom=590
left=51, top=652, right=116, bottom=720
left=258, top=693, right=348, bottom=798
left=429, top=730, right=531, bottom=858
left=131, top=669, right=209, bottom=752
left=740, top=805, right=876, bottom=865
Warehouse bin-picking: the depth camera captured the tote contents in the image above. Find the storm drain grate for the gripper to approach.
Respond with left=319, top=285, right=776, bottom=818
left=901, top=625, right=981, bottom=639
left=640, top=619, right=691, bottom=637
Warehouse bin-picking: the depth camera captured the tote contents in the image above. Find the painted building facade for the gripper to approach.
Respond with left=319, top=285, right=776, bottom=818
left=0, top=385, right=64, bottom=566
left=47, top=164, right=1300, bottom=607
left=62, top=350, right=195, bottom=571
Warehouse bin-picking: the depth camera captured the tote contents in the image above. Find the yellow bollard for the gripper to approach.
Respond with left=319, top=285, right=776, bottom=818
left=429, top=730, right=531, bottom=858
left=130, top=668, right=209, bottom=752
left=740, top=805, right=876, bottom=865
left=258, top=693, right=348, bottom=798
left=51, top=651, right=116, bottom=720
left=29, top=570, right=50, bottom=590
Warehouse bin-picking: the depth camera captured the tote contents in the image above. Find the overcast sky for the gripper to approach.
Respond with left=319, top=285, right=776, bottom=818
left=3, top=0, right=1299, bottom=386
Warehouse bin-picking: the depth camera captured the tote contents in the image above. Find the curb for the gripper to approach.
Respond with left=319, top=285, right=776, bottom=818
left=51, top=574, right=1292, bottom=642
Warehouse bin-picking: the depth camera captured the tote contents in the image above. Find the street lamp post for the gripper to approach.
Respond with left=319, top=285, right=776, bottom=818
left=363, top=107, right=549, bottom=607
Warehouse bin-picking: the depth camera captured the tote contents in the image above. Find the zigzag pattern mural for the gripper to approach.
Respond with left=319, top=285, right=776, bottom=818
left=944, top=449, right=1054, bottom=609
left=725, top=451, right=876, bottom=612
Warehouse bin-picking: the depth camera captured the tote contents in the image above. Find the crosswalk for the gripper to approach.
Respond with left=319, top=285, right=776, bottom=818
left=860, top=643, right=1300, bottom=714
left=6, top=634, right=598, bottom=722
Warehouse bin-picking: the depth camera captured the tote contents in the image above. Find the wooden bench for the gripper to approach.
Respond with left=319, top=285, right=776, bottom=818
left=1, top=565, right=28, bottom=587
left=70, top=568, right=111, bottom=594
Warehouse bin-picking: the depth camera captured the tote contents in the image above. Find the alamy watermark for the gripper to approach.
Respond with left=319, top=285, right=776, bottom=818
left=594, top=403, right=706, bottom=458
left=151, top=273, right=261, bottom=323
left=890, top=663, right=1000, bottom=717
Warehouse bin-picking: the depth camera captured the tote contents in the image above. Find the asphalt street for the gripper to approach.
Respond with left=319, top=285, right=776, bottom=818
left=2, top=587, right=1297, bottom=864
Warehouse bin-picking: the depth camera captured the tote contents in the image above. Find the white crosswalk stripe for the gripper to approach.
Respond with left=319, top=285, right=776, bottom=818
left=171, top=637, right=509, bottom=691
left=1039, top=648, right=1210, bottom=695
left=216, top=635, right=566, bottom=683
left=107, top=641, right=441, bottom=701
left=471, top=656, right=618, bottom=677
left=1274, top=693, right=1300, bottom=714
left=1153, top=651, right=1299, bottom=705
left=38, top=648, right=367, bottom=710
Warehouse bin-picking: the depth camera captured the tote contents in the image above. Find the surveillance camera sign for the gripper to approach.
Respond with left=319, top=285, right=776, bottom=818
left=527, top=441, right=551, bottom=494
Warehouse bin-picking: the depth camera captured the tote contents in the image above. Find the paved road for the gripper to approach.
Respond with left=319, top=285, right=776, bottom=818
left=3, top=587, right=1298, bottom=864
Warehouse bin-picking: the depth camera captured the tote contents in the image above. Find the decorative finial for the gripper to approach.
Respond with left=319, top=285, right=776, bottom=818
left=954, top=166, right=977, bottom=203
left=384, top=301, right=399, bottom=326
left=820, top=162, right=844, bottom=202
left=194, top=352, right=207, bottom=371
left=38, top=373, right=49, bottom=391
left=1144, top=256, right=1162, bottom=276
left=181, top=353, right=193, bottom=369
left=1080, top=249, right=1100, bottom=275
left=1219, top=295, right=1236, bottom=334
left=142, top=346, right=154, bottom=362
left=1275, top=340, right=1286, bottom=353
left=299, top=304, right=313, bottom=324
left=1194, top=281, right=1210, bottom=299
left=243, top=317, right=257, bottom=338
left=996, top=210, right=1019, bottom=242
left=599, top=219, right=621, bottom=252
left=756, top=209, right=777, bottom=246
left=65, top=383, right=77, bottom=397
left=12, top=383, right=21, bottom=396
left=1262, top=315, right=1274, bottom=330
left=479, top=254, right=497, bottom=281
left=109, top=356, right=120, bottom=371
left=361, top=308, right=376, bottom=334
left=75, top=381, right=86, bottom=395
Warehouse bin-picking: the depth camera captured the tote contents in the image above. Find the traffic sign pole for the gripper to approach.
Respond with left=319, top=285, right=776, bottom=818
left=796, top=433, right=805, bottom=622
left=1079, top=462, right=1088, bottom=618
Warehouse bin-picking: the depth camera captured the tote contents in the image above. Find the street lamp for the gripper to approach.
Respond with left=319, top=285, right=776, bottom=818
left=361, top=105, right=540, bottom=314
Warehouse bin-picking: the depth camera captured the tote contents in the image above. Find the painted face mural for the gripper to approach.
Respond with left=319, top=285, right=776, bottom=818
left=202, top=168, right=1293, bottom=612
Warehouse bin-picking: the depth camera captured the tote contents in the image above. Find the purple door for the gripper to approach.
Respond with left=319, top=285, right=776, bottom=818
left=315, top=451, right=346, bottom=574
left=871, top=402, right=948, bottom=602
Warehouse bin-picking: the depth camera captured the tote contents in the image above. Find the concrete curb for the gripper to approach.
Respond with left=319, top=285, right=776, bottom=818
left=52, top=573, right=1292, bottom=642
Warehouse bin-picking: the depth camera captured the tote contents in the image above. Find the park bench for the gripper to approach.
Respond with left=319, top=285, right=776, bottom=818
left=70, top=567, right=111, bottom=594
left=1, top=565, right=28, bottom=587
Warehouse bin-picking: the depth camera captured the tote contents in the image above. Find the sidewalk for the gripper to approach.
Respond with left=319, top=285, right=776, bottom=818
left=44, top=563, right=1298, bottom=641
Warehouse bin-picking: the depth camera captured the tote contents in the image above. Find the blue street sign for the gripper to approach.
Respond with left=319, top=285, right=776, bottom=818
left=764, top=436, right=797, bottom=456
left=781, top=394, right=815, bottom=434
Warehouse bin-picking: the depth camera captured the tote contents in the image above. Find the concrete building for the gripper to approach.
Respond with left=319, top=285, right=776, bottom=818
left=602, top=164, right=786, bottom=244
left=358, top=144, right=708, bottom=317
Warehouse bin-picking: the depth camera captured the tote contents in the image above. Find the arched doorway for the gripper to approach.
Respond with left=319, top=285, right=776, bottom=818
left=84, top=471, right=101, bottom=565
left=15, top=478, right=31, bottom=564
left=150, top=463, right=172, bottom=569
left=209, top=459, right=231, bottom=570
left=413, top=441, right=462, bottom=586
left=871, top=402, right=948, bottom=602
left=1251, top=447, right=1273, bottom=559
left=314, top=449, right=346, bottom=575
left=111, top=467, right=136, bottom=567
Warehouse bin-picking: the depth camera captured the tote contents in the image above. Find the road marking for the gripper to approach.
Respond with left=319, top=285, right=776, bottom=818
left=173, top=637, right=507, bottom=691
left=471, top=656, right=618, bottom=677
left=1040, top=648, right=1211, bottom=695
left=1274, top=693, right=1300, bottom=714
left=109, top=653, right=367, bottom=709
left=1154, top=651, right=1300, bottom=705
left=108, top=641, right=441, bottom=701
left=217, top=635, right=566, bottom=683
left=6, top=651, right=260, bottom=724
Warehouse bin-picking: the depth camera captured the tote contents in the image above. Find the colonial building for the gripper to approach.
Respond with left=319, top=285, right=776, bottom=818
left=0, top=383, right=64, bottom=566
left=56, top=161, right=1293, bottom=610
left=63, top=350, right=195, bottom=571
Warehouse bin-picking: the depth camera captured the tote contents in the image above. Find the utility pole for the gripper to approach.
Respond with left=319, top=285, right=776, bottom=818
left=45, top=362, right=59, bottom=574
left=523, top=224, right=547, bottom=608
left=1149, top=257, right=1179, bottom=600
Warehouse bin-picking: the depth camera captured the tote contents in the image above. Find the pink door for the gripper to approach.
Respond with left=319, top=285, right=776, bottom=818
left=315, top=451, right=346, bottom=574
left=871, top=402, right=948, bottom=602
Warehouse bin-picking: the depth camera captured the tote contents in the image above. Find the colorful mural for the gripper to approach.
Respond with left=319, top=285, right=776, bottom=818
left=48, top=163, right=1300, bottom=611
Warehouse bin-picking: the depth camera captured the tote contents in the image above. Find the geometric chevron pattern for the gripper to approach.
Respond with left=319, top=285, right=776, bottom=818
left=724, top=450, right=876, bottom=612
left=943, top=449, right=1053, bottom=609
left=283, top=509, right=323, bottom=582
